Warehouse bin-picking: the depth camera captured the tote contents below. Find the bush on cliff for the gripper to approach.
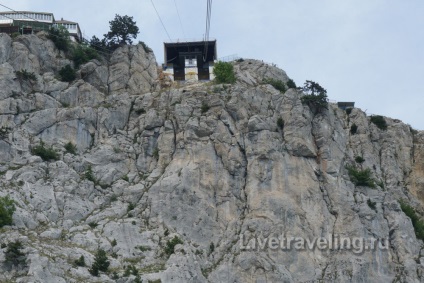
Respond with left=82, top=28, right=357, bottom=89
left=213, top=61, right=236, bottom=84
left=48, top=25, right=71, bottom=52
left=399, top=200, right=424, bottom=241
left=346, top=166, right=375, bottom=188
left=0, top=195, right=15, bottom=228
left=59, top=65, right=76, bottom=82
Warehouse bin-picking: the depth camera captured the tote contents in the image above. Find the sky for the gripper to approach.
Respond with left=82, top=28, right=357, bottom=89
left=2, top=0, right=424, bottom=129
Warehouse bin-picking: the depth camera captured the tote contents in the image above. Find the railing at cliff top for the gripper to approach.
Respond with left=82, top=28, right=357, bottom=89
left=218, top=54, right=241, bottom=62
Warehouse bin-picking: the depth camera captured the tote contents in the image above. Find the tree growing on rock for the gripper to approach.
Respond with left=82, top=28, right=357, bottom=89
left=105, top=14, right=139, bottom=47
left=89, top=249, right=110, bottom=276
left=4, top=241, right=26, bottom=268
left=300, top=80, right=328, bottom=113
left=0, top=195, right=15, bottom=228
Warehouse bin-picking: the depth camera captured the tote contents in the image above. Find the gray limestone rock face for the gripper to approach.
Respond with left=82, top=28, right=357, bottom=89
left=0, top=33, right=423, bottom=283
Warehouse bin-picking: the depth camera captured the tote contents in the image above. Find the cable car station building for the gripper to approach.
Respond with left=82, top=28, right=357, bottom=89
left=163, top=40, right=217, bottom=81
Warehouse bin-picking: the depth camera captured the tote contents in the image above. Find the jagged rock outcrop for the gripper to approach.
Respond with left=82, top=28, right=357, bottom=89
left=0, top=33, right=424, bottom=283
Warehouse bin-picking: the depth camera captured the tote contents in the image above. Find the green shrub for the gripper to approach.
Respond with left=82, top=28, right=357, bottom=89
left=201, top=102, right=210, bottom=114
left=345, top=108, right=353, bottom=115
left=89, top=249, right=110, bottom=276
left=127, top=203, right=135, bottom=212
left=286, top=79, right=297, bottom=89
left=15, top=69, right=37, bottom=82
left=209, top=242, right=215, bottom=254
left=85, top=166, right=97, bottom=183
left=88, top=222, right=98, bottom=229
left=399, top=200, right=424, bottom=241
left=277, top=117, right=284, bottom=130
left=11, top=32, right=20, bottom=39
left=137, top=245, right=151, bottom=252
left=213, top=61, right=236, bottom=84
left=72, top=44, right=99, bottom=68
left=4, top=241, right=26, bottom=267
left=124, top=265, right=139, bottom=277
left=64, top=141, right=77, bottom=155
left=139, top=41, right=153, bottom=53
left=370, top=115, right=387, bottom=130
left=111, top=239, right=117, bottom=247
left=350, top=124, right=358, bottom=135
left=153, top=147, right=159, bottom=160
left=346, top=166, right=375, bottom=188
left=112, top=271, right=119, bottom=279
left=48, top=26, right=71, bottom=52
left=74, top=255, right=86, bottom=267
left=355, top=156, right=365, bottom=164
left=263, top=78, right=287, bottom=93
left=165, top=236, right=183, bottom=255
left=59, top=65, right=76, bottom=82
left=32, top=141, right=59, bottom=161
left=0, top=195, right=15, bottom=228
left=110, top=194, right=118, bottom=202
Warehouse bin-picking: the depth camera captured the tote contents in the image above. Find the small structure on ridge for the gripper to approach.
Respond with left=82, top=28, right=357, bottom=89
left=163, top=40, right=217, bottom=81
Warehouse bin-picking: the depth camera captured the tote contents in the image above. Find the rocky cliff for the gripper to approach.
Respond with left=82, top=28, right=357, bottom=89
left=0, top=32, right=424, bottom=283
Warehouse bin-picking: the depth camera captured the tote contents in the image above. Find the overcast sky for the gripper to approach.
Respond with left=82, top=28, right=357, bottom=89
left=2, top=0, right=424, bottom=129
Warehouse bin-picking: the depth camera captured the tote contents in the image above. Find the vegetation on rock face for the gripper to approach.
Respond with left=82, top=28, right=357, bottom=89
left=64, top=142, right=77, bottom=155
left=0, top=195, right=15, bottom=228
left=72, top=44, right=99, bottom=68
left=15, top=69, right=37, bottom=82
left=89, top=249, right=110, bottom=276
left=48, top=25, right=71, bottom=52
left=139, top=41, right=153, bottom=53
left=127, top=203, right=135, bottom=212
left=74, top=255, right=86, bottom=267
left=370, top=115, right=387, bottom=130
left=346, top=166, right=375, bottom=188
left=213, top=61, right=236, bottom=84
left=277, top=117, right=285, bottom=130
left=399, top=200, right=424, bottom=241
left=165, top=236, right=183, bottom=255
left=262, top=78, right=287, bottom=93
left=89, top=35, right=108, bottom=52
left=201, top=102, right=210, bottom=114
left=5, top=241, right=26, bottom=267
left=59, top=65, right=76, bottom=82
left=32, top=141, right=59, bottom=161
left=85, top=166, right=96, bottom=183
left=355, top=156, right=365, bottom=164
left=300, top=80, right=328, bottom=113
left=286, top=78, right=297, bottom=89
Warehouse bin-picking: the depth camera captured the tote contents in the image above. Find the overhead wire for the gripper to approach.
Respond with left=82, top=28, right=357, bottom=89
left=173, top=0, right=186, bottom=39
left=203, top=0, right=212, bottom=61
left=150, top=0, right=172, bottom=42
